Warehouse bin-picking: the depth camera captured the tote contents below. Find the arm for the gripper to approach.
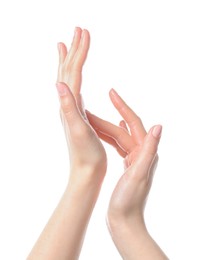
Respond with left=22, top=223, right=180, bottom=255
left=27, top=28, right=107, bottom=260
left=87, top=89, right=168, bottom=260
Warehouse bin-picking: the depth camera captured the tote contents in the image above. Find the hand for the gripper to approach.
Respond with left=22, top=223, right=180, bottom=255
left=56, top=82, right=107, bottom=183
left=56, top=28, right=107, bottom=183
left=86, top=88, right=162, bottom=223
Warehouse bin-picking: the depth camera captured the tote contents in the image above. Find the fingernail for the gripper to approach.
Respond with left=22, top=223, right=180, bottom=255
left=109, top=88, right=121, bottom=103
left=152, top=125, right=162, bottom=138
left=110, top=88, right=116, bottom=94
left=74, top=27, right=79, bottom=36
left=110, top=88, right=118, bottom=97
left=56, top=82, right=69, bottom=96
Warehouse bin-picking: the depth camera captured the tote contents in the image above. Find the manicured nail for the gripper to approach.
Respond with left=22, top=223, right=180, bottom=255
left=56, top=82, right=69, bottom=96
left=152, top=125, right=162, bottom=138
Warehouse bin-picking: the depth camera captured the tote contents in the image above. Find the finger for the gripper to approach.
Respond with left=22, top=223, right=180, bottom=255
left=57, top=42, right=68, bottom=82
left=94, top=129, right=127, bottom=158
left=109, top=88, right=146, bottom=144
left=119, top=120, right=129, bottom=132
left=58, top=42, right=68, bottom=64
left=56, top=82, right=85, bottom=131
left=86, top=111, right=135, bottom=153
left=65, top=27, right=82, bottom=65
left=143, top=125, right=162, bottom=159
left=130, top=125, right=162, bottom=180
left=73, top=29, right=90, bottom=70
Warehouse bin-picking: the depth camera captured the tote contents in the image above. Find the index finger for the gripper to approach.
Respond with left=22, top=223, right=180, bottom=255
left=109, top=89, right=146, bottom=144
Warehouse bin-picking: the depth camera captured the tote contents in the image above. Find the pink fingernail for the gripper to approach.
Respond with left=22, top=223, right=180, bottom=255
left=109, top=88, right=118, bottom=98
left=56, top=82, right=69, bottom=96
left=152, top=125, right=162, bottom=138
left=110, top=88, right=117, bottom=94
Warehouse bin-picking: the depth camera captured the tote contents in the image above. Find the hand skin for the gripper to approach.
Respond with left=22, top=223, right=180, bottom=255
left=27, top=28, right=107, bottom=260
left=87, top=89, right=169, bottom=260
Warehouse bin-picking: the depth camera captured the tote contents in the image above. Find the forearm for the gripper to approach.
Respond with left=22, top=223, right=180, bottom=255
left=27, top=168, right=102, bottom=260
left=107, top=216, right=168, bottom=260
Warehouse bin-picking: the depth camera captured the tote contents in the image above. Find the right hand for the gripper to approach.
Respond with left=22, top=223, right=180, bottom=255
left=86, top=89, right=162, bottom=224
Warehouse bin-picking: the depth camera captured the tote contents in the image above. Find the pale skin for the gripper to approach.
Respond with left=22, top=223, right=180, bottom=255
left=27, top=27, right=107, bottom=260
left=27, top=27, right=168, bottom=260
left=87, top=91, right=168, bottom=260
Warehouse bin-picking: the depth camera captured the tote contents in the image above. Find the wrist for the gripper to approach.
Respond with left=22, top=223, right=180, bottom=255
left=107, top=211, right=147, bottom=238
left=107, top=215, right=168, bottom=260
left=69, top=164, right=106, bottom=186
left=65, top=166, right=106, bottom=204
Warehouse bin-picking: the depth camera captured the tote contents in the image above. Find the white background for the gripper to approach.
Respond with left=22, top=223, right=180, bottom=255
left=0, top=0, right=203, bottom=259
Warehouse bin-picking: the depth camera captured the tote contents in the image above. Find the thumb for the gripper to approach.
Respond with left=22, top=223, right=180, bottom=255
left=129, top=125, right=162, bottom=180
left=142, top=124, right=162, bottom=163
left=56, top=82, right=84, bottom=128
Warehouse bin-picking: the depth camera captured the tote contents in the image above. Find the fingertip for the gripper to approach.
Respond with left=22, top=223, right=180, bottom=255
left=109, top=88, right=117, bottom=104
left=109, top=88, right=124, bottom=110
left=74, top=26, right=82, bottom=36
left=119, top=120, right=128, bottom=131
left=85, top=110, right=92, bottom=118
left=85, top=110, right=95, bottom=120
left=82, top=28, right=90, bottom=36
left=109, top=88, right=117, bottom=97
left=81, top=28, right=90, bottom=47
left=57, top=42, right=66, bottom=50
left=85, top=109, right=91, bottom=114
left=74, top=26, right=81, bottom=31
left=151, top=125, right=162, bottom=139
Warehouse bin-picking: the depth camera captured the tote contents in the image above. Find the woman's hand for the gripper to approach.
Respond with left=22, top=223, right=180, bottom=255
left=56, top=28, right=107, bottom=183
left=87, top=89, right=168, bottom=259
left=56, top=82, right=107, bottom=183
left=27, top=28, right=107, bottom=260
left=86, top=88, right=162, bottom=223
